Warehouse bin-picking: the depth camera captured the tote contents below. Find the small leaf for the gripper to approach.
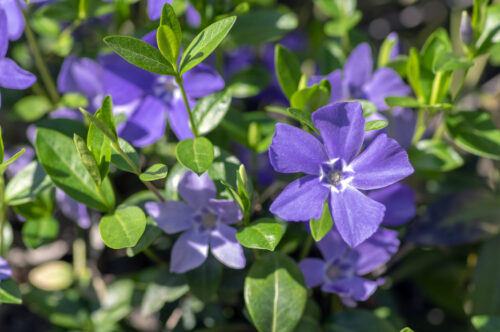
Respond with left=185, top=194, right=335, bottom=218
left=285, top=108, right=317, bottom=132
left=28, top=261, right=74, bottom=291
left=157, top=25, right=180, bottom=67
left=12, top=95, right=52, bottom=122
left=175, top=137, right=214, bottom=174
left=74, top=134, right=102, bottom=186
left=139, top=163, right=168, bottom=182
left=80, top=107, right=117, bottom=143
left=0, top=148, right=25, bottom=174
left=385, top=96, right=422, bottom=108
left=409, top=140, right=464, bottom=172
left=236, top=218, right=283, bottom=251
left=433, top=52, right=474, bottom=73
left=159, top=3, right=181, bottom=45
left=88, top=108, right=112, bottom=181
left=275, top=44, right=301, bottom=100
left=406, top=48, right=424, bottom=101
left=99, top=206, right=146, bottom=249
left=5, top=161, right=52, bottom=206
left=192, top=90, right=232, bottom=135
left=365, top=120, right=388, bottom=132
left=111, top=138, right=140, bottom=173
left=22, top=217, right=59, bottom=249
left=104, top=35, right=175, bottom=76
left=179, top=16, right=237, bottom=74
left=310, top=203, right=332, bottom=242
left=237, top=164, right=252, bottom=213
left=0, top=279, right=22, bottom=304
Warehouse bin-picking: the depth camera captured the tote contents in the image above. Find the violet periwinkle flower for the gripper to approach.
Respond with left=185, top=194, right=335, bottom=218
left=147, top=0, right=200, bottom=27
left=56, top=189, right=91, bottom=229
left=146, top=171, right=245, bottom=273
left=268, top=101, right=414, bottom=247
left=369, top=183, right=416, bottom=228
left=299, top=227, right=399, bottom=306
left=310, top=43, right=410, bottom=111
left=0, top=8, right=36, bottom=109
left=0, top=257, right=12, bottom=280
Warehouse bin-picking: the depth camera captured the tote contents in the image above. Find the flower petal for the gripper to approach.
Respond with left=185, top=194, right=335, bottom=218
left=350, top=133, right=414, bottom=190
left=312, top=102, right=365, bottom=163
left=56, top=189, right=91, bottom=229
left=0, top=257, right=12, bottom=280
left=178, top=171, right=216, bottom=208
left=145, top=201, right=194, bottom=234
left=369, top=183, right=416, bottom=227
left=390, top=107, right=416, bottom=150
left=167, top=92, right=195, bottom=140
left=1, top=0, right=24, bottom=40
left=322, top=276, right=381, bottom=302
left=0, top=9, right=8, bottom=58
left=343, top=43, right=373, bottom=96
left=299, top=258, right=325, bottom=288
left=317, top=228, right=349, bottom=261
left=147, top=0, right=172, bottom=20
left=329, top=186, right=385, bottom=247
left=183, top=63, right=225, bottom=98
left=210, top=224, right=245, bottom=269
left=268, top=123, right=327, bottom=175
left=309, top=69, right=344, bottom=103
left=0, top=58, right=36, bottom=90
left=170, top=229, right=209, bottom=273
left=208, top=199, right=242, bottom=225
left=354, top=228, right=399, bottom=275
left=363, top=68, right=411, bottom=110
left=270, top=175, right=329, bottom=221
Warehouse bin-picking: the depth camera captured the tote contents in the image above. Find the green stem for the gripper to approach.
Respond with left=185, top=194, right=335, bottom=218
left=112, top=142, right=165, bottom=202
left=175, top=75, right=199, bottom=137
left=411, top=109, right=426, bottom=144
left=143, top=248, right=165, bottom=266
left=18, top=1, right=60, bottom=105
left=0, top=176, right=5, bottom=257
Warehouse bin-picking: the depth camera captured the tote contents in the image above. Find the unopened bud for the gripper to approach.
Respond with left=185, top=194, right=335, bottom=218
left=460, top=11, right=474, bottom=46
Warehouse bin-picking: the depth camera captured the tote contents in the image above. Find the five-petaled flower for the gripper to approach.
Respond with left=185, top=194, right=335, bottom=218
left=268, top=101, right=414, bottom=247
left=299, top=227, right=399, bottom=306
left=146, top=171, right=245, bottom=273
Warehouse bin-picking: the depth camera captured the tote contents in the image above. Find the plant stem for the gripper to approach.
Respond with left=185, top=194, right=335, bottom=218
left=0, top=176, right=5, bottom=257
left=411, top=109, right=426, bottom=144
left=18, top=1, right=60, bottom=105
left=175, top=75, right=199, bottom=137
left=112, top=142, right=165, bottom=202
left=143, top=248, right=165, bottom=266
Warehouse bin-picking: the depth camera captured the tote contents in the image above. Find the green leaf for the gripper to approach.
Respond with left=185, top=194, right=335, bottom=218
left=60, top=93, right=88, bottom=109
left=126, top=217, right=162, bottom=257
left=275, top=44, right=301, bottom=100
left=175, top=137, right=214, bottom=174
left=12, top=95, right=52, bottom=122
left=164, top=162, right=186, bottom=200
left=157, top=25, right=180, bottom=67
left=5, top=161, right=52, bottom=206
left=22, top=217, right=59, bottom=249
left=400, top=328, right=415, bottom=332
left=87, top=108, right=112, bottom=181
left=385, top=96, right=422, bottom=108
left=433, top=52, right=474, bottom=73
left=192, top=90, right=232, bottom=135
left=420, top=28, right=452, bottom=72
left=0, top=279, right=22, bottom=304
left=159, top=3, right=182, bottom=45
left=406, top=48, right=424, bottom=101
left=310, top=203, right=332, bottom=242
left=185, top=255, right=223, bottom=302
left=99, top=206, right=146, bottom=249
left=236, top=218, right=283, bottom=251
left=285, top=108, right=317, bottom=132
left=74, top=134, right=102, bottom=186
left=409, top=140, right=464, bottom=173
left=80, top=106, right=117, bottom=143
left=325, top=309, right=397, bottom=332
left=179, top=16, right=236, bottom=74
left=111, top=138, right=140, bottom=173
left=237, top=164, right=252, bottom=213
left=378, top=34, right=397, bottom=68
left=472, top=316, right=500, bottom=332
left=139, top=163, right=168, bottom=182
left=365, top=120, right=388, bottom=132
left=0, top=148, right=25, bottom=174
left=244, top=252, right=307, bottom=332
left=36, top=123, right=115, bottom=212
left=14, top=188, right=55, bottom=220
left=0, top=126, right=3, bottom=163
left=446, top=111, right=500, bottom=160
left=228, top=66, right=271, bottom=98
left=104, top=35, right=175, bottom=76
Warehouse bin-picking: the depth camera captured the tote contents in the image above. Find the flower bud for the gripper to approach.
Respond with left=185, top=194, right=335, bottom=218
left=460, top=11, right=474, bottom=46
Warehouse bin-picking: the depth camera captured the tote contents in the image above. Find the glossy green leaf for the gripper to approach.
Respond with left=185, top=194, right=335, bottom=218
left=409, top=140, right=464, bottom=173
left=237, top=218, right=283, bottom=251
left=80, top=104, right=117, bottom=143
left=104, top=35, right=175, bottom=76
left=139, top=163, right=168, bottom=182
left=285, top=108, right=317, bottom=133
left=406, top=48, right=424, bottom=101
left=87, top=107, right=112, bottom=181
left=237, top=164, right=252, bottom=213
left=446, top=111, right=500, bottom=160
left=5, top=161, right=52, bottom=206
left=324, top=310, right=397, bottom=332
left=275, top=44, right=301, bottom=100
left=22, top=217, right=59, bottom=249
left=157, top=25, right=179, bottom=67
left=12, top=95, right=52, bottom=122
left=192, top=90, right=232, bottom=135
left=74, top=134, right=101, bottom=186
left=14, top=187, right=54, bottom=220
left=310, top=203, right=332, bottom=242
left=472, top=316, right=500, bottom=332
left=179, top=16, right=236, bottom=74
left=36, top=124, right=115, bottom=212
left=378, top=35, right=397, bottom=68
left=99, top=206, right=146, bottom=249
left=244, top=252, right=307, bottom=332
left=159, top=3, right=181, bottom=45
left=111, top=138, right=140, bottom=173
left=176, top=137, right=214, bottom=174
left=185, top=255, right=223, bottom=302
left=0, top=279, right=22, bottom=304
left=365, top=120, right=388, bottom=132
left=433, top=52, right=474, bottom=73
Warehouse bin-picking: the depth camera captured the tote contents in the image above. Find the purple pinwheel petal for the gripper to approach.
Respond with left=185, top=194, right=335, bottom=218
left=208, top=199, right=242, bottom=225
left=185, top=5, right=201, bottom=28
left=269, top=123, right=328, bottom=175
left=391, top=107, right=416, bottom=150
left=363, top=68, right=411, bottom=110
left=145, top=201, right=194, bottom=234
left=118, top=95, right=167, bottom=147
left=299, top=258, right=325, bottom=288
left=0, top=0, right=24, bottom=40
left=317, top=228, right=349, bottom=261
left=0, top=9, right=7, bottom=58
left=312, top=102, right=365, bottom=163
left=0, top=257, right=12, bottom=280
left=56, top=189, right=91, bottom=229
left=147, top=0, right=172, bottom=20
left=329, top=186, right=385, bottom=247
left=270, top=175, right=329, bottom=221
left=57, top=57, right=103, bottom=101
left=167, top=93, right=195, bottom=140
left=170, top=229, right=209, bottom=273
left=178, top=171, right=216, bottom=208
left=350, top=133, right=413, bottom=190
left=0, top=58, right=36, bottom=90
left=183, top=64, right=225, bottom=98
left=354, top=228, right=399, bottom=275
left=322, top=276, right=381, bottom=302
left=210, top=224, right=245, bottom=269
left=224, top=46, right=254, bottom=78
left=343, top=43, right=373, bottom=99
left=369, top=183, right=416, bottom=227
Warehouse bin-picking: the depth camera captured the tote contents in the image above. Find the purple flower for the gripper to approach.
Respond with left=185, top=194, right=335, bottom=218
left=0, top=257, right=12, bottom=280
left=368, top=183, right=416, bottom=228
left=147, top=0, right=200, bottom=27
left=299, top=227, right=399, bottom=306
left=0, top=8, right=36, bottom=109
left=56, top=189, right=91, bottom=229
left=387, top=32, right=402, bottom=60
left=268, top=102, right=414, bottom=247
left=310, top=43, right=410, bottom=111
left=235, top=143, right=275, bottom=186
left=146, top=171, right=245, bottom=273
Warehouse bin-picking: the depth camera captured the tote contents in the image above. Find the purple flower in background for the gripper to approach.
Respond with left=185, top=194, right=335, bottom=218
left=147, top=0, right=200, bottom=27
left=0, top=257, right=12, bottom=280
left=0, top=1, right=25, bottom=41
left=268, top=102, right=413, bottom=247
left=146, top=171, right=245, bottom=273
left=369, top=183, right=416, bottom=228
left=235, top=144, right=275, bottom=186
left=299, top=227, right=399, bottom=306
left=0, top=9, right=36, bottom=109
left=56, top=189, right=91, bottom=229
left=310, top=43, right=410, bottom=111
